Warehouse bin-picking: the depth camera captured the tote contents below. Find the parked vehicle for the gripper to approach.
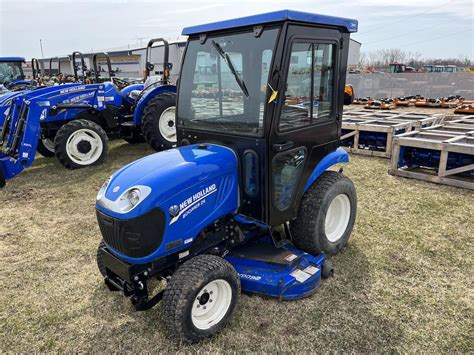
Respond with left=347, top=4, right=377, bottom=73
left=0, top=39, right=176, bottom=186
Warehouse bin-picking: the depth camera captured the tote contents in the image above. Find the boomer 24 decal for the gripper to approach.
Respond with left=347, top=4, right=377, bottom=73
left=168, top=184, right=217, bottom=225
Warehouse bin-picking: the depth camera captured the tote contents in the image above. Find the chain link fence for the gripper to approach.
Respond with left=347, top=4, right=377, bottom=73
left=347, top=72, right=474, bottom=99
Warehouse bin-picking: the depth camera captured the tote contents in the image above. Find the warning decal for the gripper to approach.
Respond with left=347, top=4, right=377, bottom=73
left=290, top=269, right=312, bottom=283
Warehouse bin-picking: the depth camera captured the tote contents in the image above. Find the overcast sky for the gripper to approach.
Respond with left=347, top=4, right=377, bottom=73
left=0, top=0, right=473, bottom=60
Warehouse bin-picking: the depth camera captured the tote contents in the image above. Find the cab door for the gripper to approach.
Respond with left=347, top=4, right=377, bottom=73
left=266, top=25, right=347, bottom=226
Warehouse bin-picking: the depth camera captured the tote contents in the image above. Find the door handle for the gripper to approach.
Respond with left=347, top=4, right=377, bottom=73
left=272, top=141, right=294, bottom=152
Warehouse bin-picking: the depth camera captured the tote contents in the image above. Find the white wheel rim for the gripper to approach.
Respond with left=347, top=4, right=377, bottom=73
left=191, top=279, right=232, bottom=330
left=325, top=194, right=351, bottom=243
left=158, top=106, right=176, bottom=143
left=65, top=128, right=103, bottom=165
left=42, top=138, right=55, bottom=153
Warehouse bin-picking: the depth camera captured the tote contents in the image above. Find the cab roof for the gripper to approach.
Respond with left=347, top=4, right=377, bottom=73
left=182, top=9, right=358, bottom=36
left=0, top=57, right=25, bottom=62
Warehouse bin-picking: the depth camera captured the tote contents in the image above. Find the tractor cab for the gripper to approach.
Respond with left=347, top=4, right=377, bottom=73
left=95, top=10, right=358, bottom=343
left=177, top=10, right=356, bottom=226
left=0, top=57, right=30, bottom=90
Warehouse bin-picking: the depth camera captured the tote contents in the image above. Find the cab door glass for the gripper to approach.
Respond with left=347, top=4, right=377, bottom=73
left=313, top=43, right=335, bottom=118
left=279, top=41, right=336, bottom=131
left=279, top=43, right=312, bottom=131
left=273, top=148, right=306, bottom=210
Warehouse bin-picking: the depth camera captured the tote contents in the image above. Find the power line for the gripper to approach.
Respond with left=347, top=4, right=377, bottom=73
left=365, top=18, right=458, bottom=45
left=358, top=0, right=455, bottom=35
left=401, top=28, right=473, bottom=48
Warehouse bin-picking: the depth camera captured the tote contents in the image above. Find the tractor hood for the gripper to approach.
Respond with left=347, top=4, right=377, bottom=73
left=96, top=143, right=239, bottom=220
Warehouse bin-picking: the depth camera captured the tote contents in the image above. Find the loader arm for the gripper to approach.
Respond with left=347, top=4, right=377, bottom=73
left=0, top=83, right=116, bottom=185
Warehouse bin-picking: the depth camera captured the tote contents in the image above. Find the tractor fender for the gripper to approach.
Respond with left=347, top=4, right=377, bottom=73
left=120, top=83, right=144, bottom=105
left=303, top=147, right=349, bottom=192
left=133, top=84, right=176, bottom=127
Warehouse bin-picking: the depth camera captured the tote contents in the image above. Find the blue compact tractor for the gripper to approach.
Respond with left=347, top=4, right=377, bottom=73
left=0, top=57, right=32, bottom=91
left=0, top=39, right=177, bottom=187
left=95, top=10, right=358, bottom=342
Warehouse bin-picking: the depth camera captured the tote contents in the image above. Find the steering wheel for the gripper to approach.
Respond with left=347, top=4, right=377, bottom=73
left=113, top=77, right=132, bottom=90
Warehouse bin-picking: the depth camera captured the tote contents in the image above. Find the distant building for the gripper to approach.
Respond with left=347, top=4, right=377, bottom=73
left=25, top=41, right=186, bottom=82
left=25, top=38, right=361, bottom=79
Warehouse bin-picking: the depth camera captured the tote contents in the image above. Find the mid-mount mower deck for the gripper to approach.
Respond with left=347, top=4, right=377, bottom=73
left=95, top=10, right=358, bottom=342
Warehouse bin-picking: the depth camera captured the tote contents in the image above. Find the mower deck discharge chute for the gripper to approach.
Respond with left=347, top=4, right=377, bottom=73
left=95, top=9, right=358, bottom=342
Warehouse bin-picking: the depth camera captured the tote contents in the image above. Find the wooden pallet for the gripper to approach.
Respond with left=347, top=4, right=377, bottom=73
left=389, top=129, right=474, bottom=190
left=341, top=111, right=445, bottom=158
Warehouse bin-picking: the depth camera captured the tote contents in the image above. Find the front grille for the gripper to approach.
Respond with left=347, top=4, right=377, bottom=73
left=96, top=208, right=166, bottom=258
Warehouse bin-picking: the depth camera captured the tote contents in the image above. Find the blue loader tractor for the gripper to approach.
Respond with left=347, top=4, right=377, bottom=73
left=0, top=39, right=177, bottom=187
left=95, top=10, right=358, bottom=342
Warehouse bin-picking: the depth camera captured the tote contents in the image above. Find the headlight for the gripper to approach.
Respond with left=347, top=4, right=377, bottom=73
left=127, top=188, right=141, bottom=207
left=117, top=186, right=151, bottom=213
left=97, top=183, right=151, bottom=214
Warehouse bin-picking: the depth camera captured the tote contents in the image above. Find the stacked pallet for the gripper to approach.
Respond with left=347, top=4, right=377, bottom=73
left=389, top=116, right=474, bottom=190
left=341, top=110, right=445, bottom=158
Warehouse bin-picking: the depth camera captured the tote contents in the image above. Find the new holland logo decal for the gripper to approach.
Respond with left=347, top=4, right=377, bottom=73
left=169, top=184, right=217, bottom=225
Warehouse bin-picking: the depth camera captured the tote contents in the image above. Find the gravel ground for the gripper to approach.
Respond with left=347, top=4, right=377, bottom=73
left=0, top=137, right=472, bottom=352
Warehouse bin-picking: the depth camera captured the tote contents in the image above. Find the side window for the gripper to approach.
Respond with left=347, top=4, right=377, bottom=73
left=279, top=43, right=312, bottom=131
left=279, top=41, right=336, bottom=131
left=313, top=43, right=335, bottom=118
left=273, top=148, right=306, bottom=210
left=260, top=49, right=273, bottom=121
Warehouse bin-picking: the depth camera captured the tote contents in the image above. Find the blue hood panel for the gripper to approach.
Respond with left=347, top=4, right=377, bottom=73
left=97, top=144, right=240, bottom=263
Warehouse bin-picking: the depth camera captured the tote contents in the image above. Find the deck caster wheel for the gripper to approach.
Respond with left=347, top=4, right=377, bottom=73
left=321, top=259, right=334, bottom=279
left=162, top=254, right=240, bottom=343
left=291, top=171, right=357, bottom=255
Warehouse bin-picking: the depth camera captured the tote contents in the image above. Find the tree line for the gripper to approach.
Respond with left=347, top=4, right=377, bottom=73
left=358, top=48, right=472, bottom=69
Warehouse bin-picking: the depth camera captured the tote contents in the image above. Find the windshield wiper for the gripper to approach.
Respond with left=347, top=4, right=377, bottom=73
left=211, top=40, right=249, bottom=98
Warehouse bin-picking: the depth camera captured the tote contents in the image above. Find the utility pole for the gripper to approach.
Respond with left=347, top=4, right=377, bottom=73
left=39, top=39, right=44, bottom=58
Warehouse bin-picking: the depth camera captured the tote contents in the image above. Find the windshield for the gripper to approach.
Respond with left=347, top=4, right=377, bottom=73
left=0, top=61, right=25, bottom=84
left=178, top=28, right=279, bottom=136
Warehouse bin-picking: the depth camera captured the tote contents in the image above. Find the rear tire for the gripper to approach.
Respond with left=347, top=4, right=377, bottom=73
left=162, top=254, right=240, bottom=343
left=123, top=129, right=145, bottom=144
left=54, top=119, right=108, bottom=169
left=141, top=92, right=176, bottom=151
left=290, top=171, right=357, bottom=255
left=36, top=137, right=56, bottom=157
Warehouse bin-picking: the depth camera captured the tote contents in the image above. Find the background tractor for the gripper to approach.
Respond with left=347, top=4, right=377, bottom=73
left=0, top=57, right=32, bottom=91
left=95, top=10, right=358, bottom=343
left=0, top=39, right=177, bottom=187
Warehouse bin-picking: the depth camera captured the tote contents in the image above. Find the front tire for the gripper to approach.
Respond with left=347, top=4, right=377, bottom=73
left=162, top=255, right=240, bottom=343
left=141, top=92, right=176, bottom=151
left=97, top=240, right=106, bottom=277
left=291, top=171, right=357, bottom=255
left=54, top=119, right=108, bottom=169
left=37, top=137, right=55, bottom=157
